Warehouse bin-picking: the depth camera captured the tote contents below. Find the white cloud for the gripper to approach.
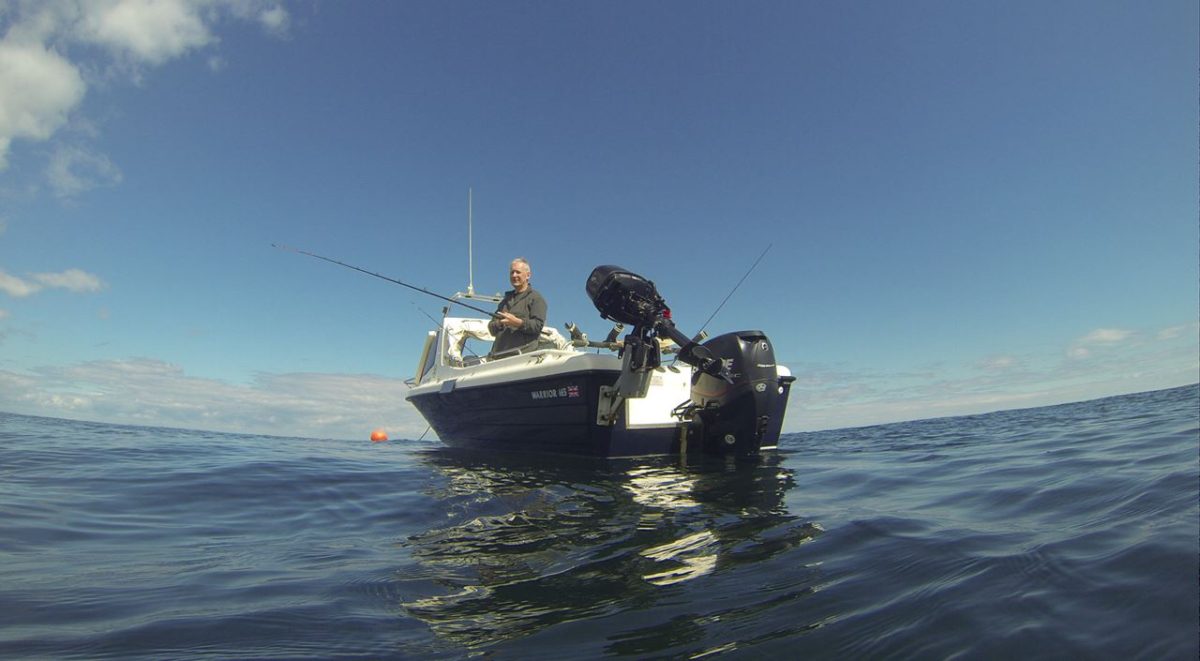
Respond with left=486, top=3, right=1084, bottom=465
left=791, top=322, right=1199, bottom=431
left=46, top=143, right=123, bottom=197
left=0, top=358, right=431, bottom=440
left=0, top=37, right=86, bottom=169
left=0, top=267, right=105, bottom=297
left=1077, top=328, right=1133, bottom=344
left=1067, top=346, right=1091, bottom=360
left=1067, top=327, right=1136, bottom=360
left=1156, top=325, right=1190, bottom=341
left=32, top=267, right=105, bottom=292
left=977, top=354, right=1019, bottom=371
left=257, top=4, right=289, bottom=36
left=0, top=269, right=40, bottom=297
left=0, top=0, right=290, bottom=177
left=75, top=0, right=213, bottom=65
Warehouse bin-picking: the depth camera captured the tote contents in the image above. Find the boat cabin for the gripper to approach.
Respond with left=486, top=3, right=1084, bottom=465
left=409, top=317, right=574, bottom=387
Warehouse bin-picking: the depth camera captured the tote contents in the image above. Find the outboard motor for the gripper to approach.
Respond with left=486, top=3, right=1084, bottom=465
left=688, top=331, right=793, bottom=455
left=586, top=265, right=793, bottom=456
left=586, top=265, right=725, bottom=377
left=586, top=265, right=666, bottom=327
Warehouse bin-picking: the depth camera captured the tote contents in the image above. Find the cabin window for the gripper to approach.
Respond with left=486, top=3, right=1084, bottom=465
left=456, top=334, right=491, bottom=366
left=415, top=331, right=438, bottom=383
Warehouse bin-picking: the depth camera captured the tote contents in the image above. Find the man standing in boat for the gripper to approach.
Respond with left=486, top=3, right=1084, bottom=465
left=487, top=257, right=547, bottom=358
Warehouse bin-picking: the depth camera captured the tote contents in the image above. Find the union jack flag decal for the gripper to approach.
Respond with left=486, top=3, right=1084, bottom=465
left=566, top=385, right=580, bottom=398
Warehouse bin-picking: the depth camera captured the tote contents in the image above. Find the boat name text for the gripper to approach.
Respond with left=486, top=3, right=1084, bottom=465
left=531, top=385, right=581, bottom=400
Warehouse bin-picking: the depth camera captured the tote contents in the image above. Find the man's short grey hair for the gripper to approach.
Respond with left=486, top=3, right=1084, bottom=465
left=512, top=257, right=531, bottom=271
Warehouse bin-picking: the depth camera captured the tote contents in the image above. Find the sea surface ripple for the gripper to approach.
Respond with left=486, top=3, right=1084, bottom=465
left=1, top=384, right=1196, bottom=659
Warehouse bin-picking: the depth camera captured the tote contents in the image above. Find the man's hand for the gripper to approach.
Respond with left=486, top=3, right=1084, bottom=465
left=495, top=311, right=524, bottom=329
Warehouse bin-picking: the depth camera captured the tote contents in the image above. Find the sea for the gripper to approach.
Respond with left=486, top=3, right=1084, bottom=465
left=1, top=384, right=1197, bottom=660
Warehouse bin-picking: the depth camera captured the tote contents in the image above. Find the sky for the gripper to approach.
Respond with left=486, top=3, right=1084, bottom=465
left=0, top=0, right=1196, bottom=440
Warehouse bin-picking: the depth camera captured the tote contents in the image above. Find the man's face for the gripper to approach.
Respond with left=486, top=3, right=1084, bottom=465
left=510, top=261, right=530, bottom=291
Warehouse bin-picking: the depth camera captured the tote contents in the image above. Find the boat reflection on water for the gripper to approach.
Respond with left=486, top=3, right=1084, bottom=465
left=397, top=449, right=824, bottom=653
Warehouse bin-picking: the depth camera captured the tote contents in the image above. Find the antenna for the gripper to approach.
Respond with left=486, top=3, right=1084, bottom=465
left=467, top=187, right=475, bottom=296
left=450, top=188, right=501, bottom=305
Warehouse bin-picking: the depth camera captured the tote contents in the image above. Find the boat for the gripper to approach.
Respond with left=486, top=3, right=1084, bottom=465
left=404, top=264, right=795, bottom=457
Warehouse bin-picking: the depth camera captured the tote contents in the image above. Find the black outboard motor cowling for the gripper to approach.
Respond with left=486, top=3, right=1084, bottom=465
left=689, top=331, right=792, bottom=455
left=587, top=265, right=725, bottom=377
left=586, top=265, right=668, bottom=327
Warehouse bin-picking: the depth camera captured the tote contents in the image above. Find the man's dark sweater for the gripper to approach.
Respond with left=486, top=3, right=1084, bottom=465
left=487, top=287, right=547, bottom=357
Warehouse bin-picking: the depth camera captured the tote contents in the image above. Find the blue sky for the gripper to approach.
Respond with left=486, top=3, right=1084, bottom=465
left=1, top=0, right=1196, bottom=439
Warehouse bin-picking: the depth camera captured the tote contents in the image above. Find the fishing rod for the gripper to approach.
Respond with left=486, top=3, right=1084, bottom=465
left=272, top=243, right=498, bottom=317
left=694, top=242, right=773, bottom=337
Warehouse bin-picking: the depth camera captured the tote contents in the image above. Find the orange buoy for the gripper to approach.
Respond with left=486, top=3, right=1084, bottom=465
left=369, top=428, right=388, bottom=443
